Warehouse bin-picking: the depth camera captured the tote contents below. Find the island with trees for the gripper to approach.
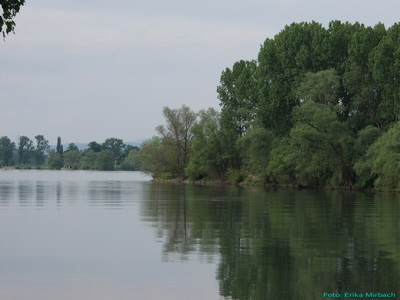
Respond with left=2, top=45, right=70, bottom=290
left=2, top=21, right=400, bottom=191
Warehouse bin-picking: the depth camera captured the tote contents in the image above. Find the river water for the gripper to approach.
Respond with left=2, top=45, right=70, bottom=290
left=0, top=169, right=399, bottom=299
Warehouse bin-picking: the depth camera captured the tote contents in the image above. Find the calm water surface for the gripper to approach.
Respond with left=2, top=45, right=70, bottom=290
left=0, top=170, right=399, bottom=300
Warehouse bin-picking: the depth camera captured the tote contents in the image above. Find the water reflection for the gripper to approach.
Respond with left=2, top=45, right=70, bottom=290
left=0, top=175, right=143, bottom=209
left=141, top=184, right=400, bottom=300
left=0, top=181, right=13, bottom=206
left=1, top=170, right=400, bottom=299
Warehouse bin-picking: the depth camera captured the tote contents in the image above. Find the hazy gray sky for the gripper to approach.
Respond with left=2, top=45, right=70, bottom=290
left=1, top=0, right=399, bottom=144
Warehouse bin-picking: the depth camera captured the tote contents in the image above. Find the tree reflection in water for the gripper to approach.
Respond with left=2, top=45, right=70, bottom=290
left=141, top=183, right=400, bottom=300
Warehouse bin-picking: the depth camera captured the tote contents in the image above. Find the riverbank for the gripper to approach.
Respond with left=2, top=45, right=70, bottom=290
left=152, top=177, right=400, bottom=193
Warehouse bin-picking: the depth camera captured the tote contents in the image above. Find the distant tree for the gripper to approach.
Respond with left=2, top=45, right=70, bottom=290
left=0, top=136, right=15, bottom=166
left=47, top=150, right=63, bottom=170
left=80, top=150, right=98, bottom=170
left=119, top=145, right=139, bottom=165
left=87, top=141, right=102, bottom=153
left=33, top=135, right=50, bottom=165
left=56, top=137, right=63, bottom=155
left=120, top=148, right=142, bottom=171
left=63, top=150, right=80, bottom=169
left=95, top=150, right=114, bottom=171
left=18, top=136, right=34, bottom=165
left=65, top=143, right=79, bottom=152
left=0, top=0, right=25, bottom=38
left=102, top=138, right=125, bottom=163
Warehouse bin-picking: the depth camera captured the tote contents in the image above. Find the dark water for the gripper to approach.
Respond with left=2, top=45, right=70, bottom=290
left=0, top=170, right=399, bottom=300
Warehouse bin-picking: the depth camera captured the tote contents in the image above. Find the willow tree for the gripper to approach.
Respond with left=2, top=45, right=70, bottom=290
left=143, top=105, right=197, bottom=178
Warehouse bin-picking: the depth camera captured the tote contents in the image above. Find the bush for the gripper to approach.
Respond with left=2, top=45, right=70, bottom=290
left=227, top=168, right=245, bottom=184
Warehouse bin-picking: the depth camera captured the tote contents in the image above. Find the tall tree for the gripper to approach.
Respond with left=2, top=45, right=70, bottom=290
left=288, top=102, right=355, bottom=187
left=295, top=69, right=341, bottom=105
left=217, top=60, right=258, bottom=138
left=18, top=136, right=34, bottom=165
left=0, top=136, right=15, bottom=166
left=33, top=135, right=50, bottom=165
left=56, top=137, right=63, bottom=155
left=342, top=23, right=386, bottom=130
left=257, top=21, right=330, bottom=135
left=155, top=105, right=197, bottom=177
left=102, top=138, right=125, bottom=163
left=369, top=24, right=400, bottom=128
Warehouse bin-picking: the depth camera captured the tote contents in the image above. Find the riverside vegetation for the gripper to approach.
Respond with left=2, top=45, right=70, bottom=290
left=2, top=21, right=400, bottom=191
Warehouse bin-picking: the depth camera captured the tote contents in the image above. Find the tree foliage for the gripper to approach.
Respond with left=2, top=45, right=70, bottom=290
left=185, top=108, right=229, bottom=180
left=150, top=105, right=197, bottom=178
left=0, top=0, right=25, bottom=38
left=0, top=136, right=15, bottom=166
left=33, top=135, right=50, bottom=165
left=18, top=136, right=33, bottom=165
left=355, top=123, right=400, bottom=190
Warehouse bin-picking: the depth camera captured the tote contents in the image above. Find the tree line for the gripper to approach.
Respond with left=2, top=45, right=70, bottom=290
left=140, top=21, right=400, bottom=191
left=0, top=136, right=142, bottom=171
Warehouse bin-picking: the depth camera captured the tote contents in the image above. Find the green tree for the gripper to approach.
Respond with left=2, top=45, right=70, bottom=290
left=0, top=136, right=15, bottom=166
left=63, top=150, right=80, bottom=169
left=353, top=125, right=382, bottom=188
left=120, top=148, right=142, bottom=171
left=257, top=22, right=330, bottom=135
left=295, top=69, right=341, bottom=105
left=217, top=60, right=258, bottom=138
left=95, top=150, right=115, bottom=171
left=80, top=150, right=98, bottom=170
left=47, top=149, right=63, bottom=170
left=87, top=141, right=102, bottom=152
left=140, top=137, right=173, bottom=178
left=56, top=137, right=63, bottom=155
left=369, top=24, right=400, bottom=129
left=266, top=138, right=295, bottom=184
left=18, top=136, right=34, bottom=165
left=65, top=143, right=79, bottom=152
left=288, top=102, right=355, bottom=187
left=0, top=0, right=25, bottom=38
left=356, top=122, right=400, bottom=190
left=154, top=105, right=197, bottom=178
left=237, top=127, right=275, bottom=181
left=343, top=23, right=386, bottom=130
left=185, top=108, right=230, bottom=180
left=102, top=138, right=125, bottom=164
left=33, top=135, right=50, bottom=166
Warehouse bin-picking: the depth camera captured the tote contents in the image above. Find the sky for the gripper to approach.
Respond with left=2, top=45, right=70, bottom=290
left=1, top=0, right=399, bottom=145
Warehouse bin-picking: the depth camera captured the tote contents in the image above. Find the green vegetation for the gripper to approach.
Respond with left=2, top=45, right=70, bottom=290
left=0, top=0, right=25, bottom=38
left=140, top=21, right=400, bottom=191
left=0, top=135, right=142, bottom=171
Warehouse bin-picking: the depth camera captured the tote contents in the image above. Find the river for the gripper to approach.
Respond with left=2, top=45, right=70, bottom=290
left=0, top=169, right=399, bottom=299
